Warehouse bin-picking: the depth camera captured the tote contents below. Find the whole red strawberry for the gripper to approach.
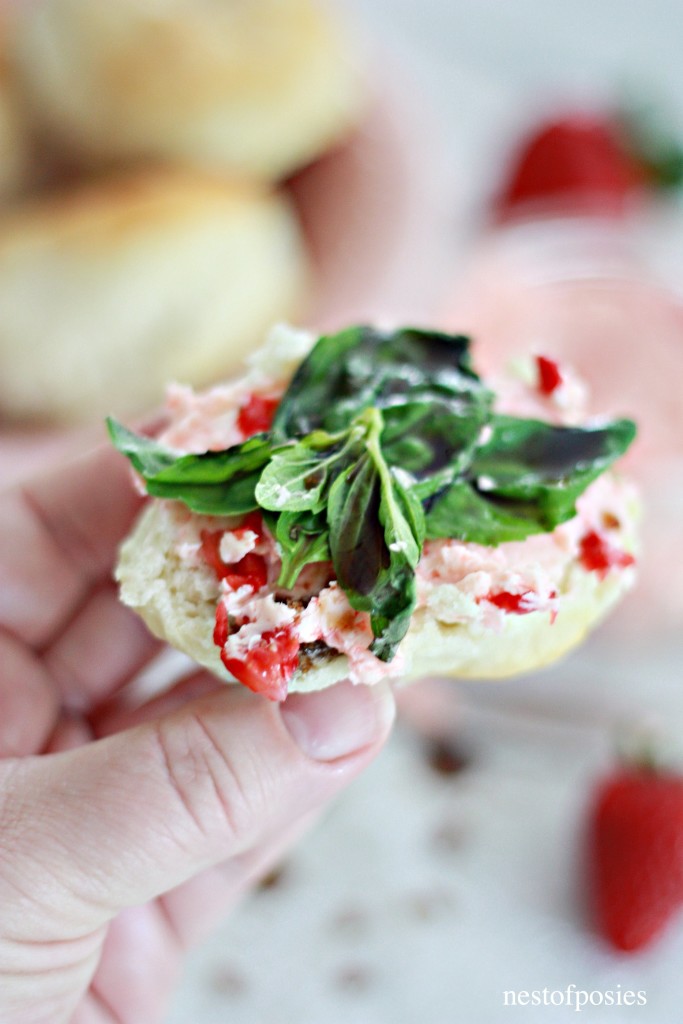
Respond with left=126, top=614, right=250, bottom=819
left=495, top=104, right=683, bottom=221
left=496, top=114, right=642, bottom=219
left=588, top=765, right=683, bottom=952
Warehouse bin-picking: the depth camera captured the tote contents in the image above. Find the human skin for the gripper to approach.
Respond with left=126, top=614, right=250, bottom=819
left=0, top=445, right=395, bottom=1023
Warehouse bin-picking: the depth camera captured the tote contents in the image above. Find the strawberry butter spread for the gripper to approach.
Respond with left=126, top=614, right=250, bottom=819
left=129, top=325, right=637, bottom=701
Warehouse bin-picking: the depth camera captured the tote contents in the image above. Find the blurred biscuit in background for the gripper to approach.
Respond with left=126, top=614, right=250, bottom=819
left=9, top=0, right=363, bottom=181
left=0, top=167, right=309, bottom=422
left=0, top=23, right=30, bottom=199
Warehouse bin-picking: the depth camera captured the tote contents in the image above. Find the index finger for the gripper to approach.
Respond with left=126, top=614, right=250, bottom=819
left=0, top=441, right=145, bottom=649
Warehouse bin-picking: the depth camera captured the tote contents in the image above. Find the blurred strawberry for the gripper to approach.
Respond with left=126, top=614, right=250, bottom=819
left=587, top=765, right=683, bottom=952
left=495, top=103, right=683, bottom=220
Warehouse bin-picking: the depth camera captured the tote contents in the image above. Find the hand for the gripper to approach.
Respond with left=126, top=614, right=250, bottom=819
left=0, top=445, right=395, bottom=1024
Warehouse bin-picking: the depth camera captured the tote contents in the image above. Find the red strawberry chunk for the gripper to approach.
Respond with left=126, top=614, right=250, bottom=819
left=484, top=590, right=535, bottom=614
left=579, top=530, right=635, bottom=578
left=221, top=627, right=300, bottom=702
left=536, top=354, right=563, bottom=396
left=237, top=394, right=279, bottom=436
left=213, top=601, right=229, bottom=647
left=223, top=552, right=268, bottom=591
left=232, top=510, right=265, bottom=542
left=200, top=529, right=226, bottom=579
left=589, top=771, right=683, bottom=951
left=200, top=529, right=268, bottom=590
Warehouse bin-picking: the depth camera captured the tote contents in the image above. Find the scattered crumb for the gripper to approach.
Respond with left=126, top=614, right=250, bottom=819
left=332, top=963, right=375, bottom=994
left=423, top=735, right=473, bottom=777
left=328, top=905, right=371, bottom=939
left=209, top=963, right=249, bottom=998
left=405, top=886, right=458, bottom=922
left=430, top=818, right=469, bottom=856
left=257, top=863, right=289, bottom=892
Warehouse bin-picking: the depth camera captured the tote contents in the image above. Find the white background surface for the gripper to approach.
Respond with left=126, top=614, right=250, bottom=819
left=168, top=3, right=683, bottom=1022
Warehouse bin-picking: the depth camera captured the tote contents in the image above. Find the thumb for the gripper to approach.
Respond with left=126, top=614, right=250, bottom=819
left=0, top=680, right=394, bottom=940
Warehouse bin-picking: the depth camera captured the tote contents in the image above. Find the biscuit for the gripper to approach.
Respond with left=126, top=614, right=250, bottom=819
left=11, top=0, right=363, bottom=180
left=114, top=326, right=638, bottom=694
left=116, top=496, right=634, bottom=693
left=0, top=168, right=309, bottom=421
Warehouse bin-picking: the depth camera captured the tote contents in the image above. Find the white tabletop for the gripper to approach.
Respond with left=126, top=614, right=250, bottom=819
left=167, top=635, right=683, bottom=1023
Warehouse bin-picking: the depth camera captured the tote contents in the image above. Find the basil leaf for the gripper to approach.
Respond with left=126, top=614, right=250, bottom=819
left=142, top=476, right=262, bottom=516
left=272, top=326, right=491, bottom=439
left=271, top=326, right=365, bottom=438
left=106, top=418, right=183, bottom=477
left=327, top=451, right=385, bottom=599
left=470, top=415, right=637, bottom=528
left=107, top=417, right=272, bottom=515
left=255, top=427, right=363, bottom=514
left=368, top=572, right=417, bottom=663
left=390, top=469, right=427, bottom=553
left=275, top=510, right=331, bottom=590
left=425, top=416, right=637, bottom=544
left=271, top=326, right=493, bottom=512
left=255, top=443, right=331, bottom=513
left=380, top=396, right=488, bottom=487
left=326, top=409, right=423, bottom=661
left=425, top=481, right=547, bottom=544
left=368, top=470, right=424, bottom=661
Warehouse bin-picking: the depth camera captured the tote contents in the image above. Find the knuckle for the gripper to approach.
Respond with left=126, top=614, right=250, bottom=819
left=151, top=714, right=260, bottom=850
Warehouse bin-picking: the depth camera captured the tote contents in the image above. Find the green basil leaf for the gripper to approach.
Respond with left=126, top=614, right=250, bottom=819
left=142, top=476, right=262, bottom=516
left=367, top=469, right=424, bottom=661
left=272, top=326, right=491, bottom=439
left=255, top=427, right=363, bottom=514
left=425, top=481, right=547, bottom=544
left=106, top=418, right=183, bottom=477
left=470, top=415, right=637, bottom=528
left=271, top=326, right=365, bottom=439
left=327, top=451, right=386, bottom=599
left=390, top=469, right=427, bottom=553
left=275, top=510, right=331, bottom=590
left=255, top=444, right=331, bottom=513
left=326, top=410, right=424, bottom=662
left=368, top=572, right=417, bottom=663
left=380, top=396, right=488, bottom=486
left=425, top=416, right=637, bottom=544
left=107, top=417, right=272, bottom=515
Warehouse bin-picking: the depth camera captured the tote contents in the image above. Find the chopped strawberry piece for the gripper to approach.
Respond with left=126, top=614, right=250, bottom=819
left=221, top=627, right=300, bottom=702
left=484, top=590, right=534, bottom=614
left=200, top=529, right=226, bottom=579
left=200, top=530, right=268, bottom=589
left=213, top=601, right=229, bottom=647
left=579, top=530, right=635, bottom=578
left=237, top=394, right=280, bottom=437
left=232, top=509, right=265, bottom=542
left=536, top=354, right=563, bottom=396
left=223, top=552, right=268, bottom=591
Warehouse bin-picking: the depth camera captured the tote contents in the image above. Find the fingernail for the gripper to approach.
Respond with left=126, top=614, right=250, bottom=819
left=280, top=680, right=395, bottom=762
